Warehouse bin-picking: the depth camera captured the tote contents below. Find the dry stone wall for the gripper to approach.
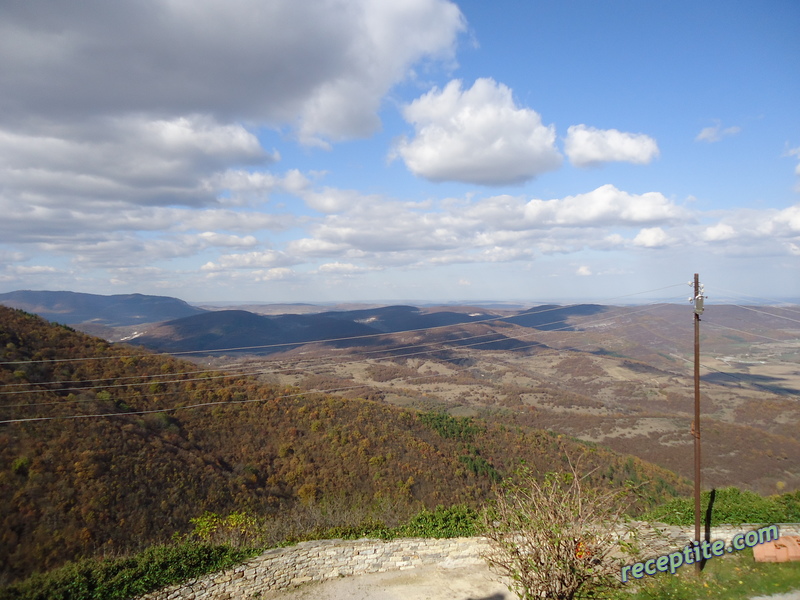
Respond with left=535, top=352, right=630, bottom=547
left=138, top=523, right=800, bottom=600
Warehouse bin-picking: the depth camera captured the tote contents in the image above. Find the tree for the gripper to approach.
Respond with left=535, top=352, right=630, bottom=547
left=481, top=458, right=639, bottom=600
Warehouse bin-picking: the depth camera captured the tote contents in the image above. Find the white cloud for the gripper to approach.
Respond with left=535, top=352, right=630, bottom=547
left=576, top=265, right=592, bottom=276
left=0, top=0, right=466, bottom=272
left=317, top=262, right=376, bottom=275
left=702, top=223, right=736, bottom=241
left=275, top=184, right=690, bottom=270
left=302, top=188, right=373, bottom=214
left=197, top=232, right=258, bottom=248
left=519, top=185, right=686, bottom=227
left=253, top=268, right=295, bottom=282
left=770, top=204, right=800, bottom=234
left=604, top=234, right=625, bottom=246
left=564, top=125, right=660, bottom=167
left=203, top=169, right=306, bottom=206
left=393, top=78, right=562, bottom=185
left=688, top=205, right=800, bottom=258
left=12, top=265, right=58, bottom=275
left=695, top=121, right=742, bottom=143
left=633, top=227, right=671, bottom=248
left=0, top=0, right=464, bottom=144
left=201, top=250, right=298, bottom=271
left=286, top=238, right=351, bottom=257
left=0, top=116, right=271, bottom=209
left=176, top=208, right=295, bottom=233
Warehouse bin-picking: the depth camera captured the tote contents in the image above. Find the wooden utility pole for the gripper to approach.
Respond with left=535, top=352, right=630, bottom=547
left=692, top=273, right=704, bottom=574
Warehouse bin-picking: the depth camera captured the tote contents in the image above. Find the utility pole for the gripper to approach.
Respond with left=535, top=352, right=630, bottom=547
left=690, top=273, right=705, bottom=574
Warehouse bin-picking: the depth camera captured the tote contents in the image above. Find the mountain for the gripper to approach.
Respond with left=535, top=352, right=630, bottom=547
left=131, top=309, right=383, bottom=353
left=0, top=290, right=206, bottom=326
left=130, top=304, right=613, bottom=355
left=0, top=306, right=689, bottom=583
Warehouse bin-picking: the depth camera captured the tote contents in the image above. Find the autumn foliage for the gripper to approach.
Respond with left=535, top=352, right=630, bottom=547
left=0, top=307, right=688, bottom=584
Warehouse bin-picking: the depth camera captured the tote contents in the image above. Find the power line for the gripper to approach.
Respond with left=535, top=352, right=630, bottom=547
left=0, top=285, right=689, bottom=391
left=703, top=321, right=797, bottom=344
left=713, top=303, right=800, bottom=326
left=710, top=286, right=800, bottom=315
left=1, top=302, right=677, bottom=408
left=5, top=282, right=796, bottom=417
left=13, top=291, right=795, bottom=411
left=0, top=283, right=688, bottom=366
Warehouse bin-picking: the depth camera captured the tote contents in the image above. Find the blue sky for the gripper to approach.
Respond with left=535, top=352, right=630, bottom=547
left=0, top=0, right=798, bottom=304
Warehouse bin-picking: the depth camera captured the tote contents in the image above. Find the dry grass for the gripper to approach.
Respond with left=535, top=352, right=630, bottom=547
left=214, top=312, right=800, bottom=496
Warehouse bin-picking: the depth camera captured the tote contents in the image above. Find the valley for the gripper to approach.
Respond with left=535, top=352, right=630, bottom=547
left=203, top=303, right=800, bottom=496
left=1, top=291, right=799, bottom=585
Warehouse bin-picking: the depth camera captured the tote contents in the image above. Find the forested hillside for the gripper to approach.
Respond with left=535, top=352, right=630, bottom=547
left=0, top=307, right=689, bottom=584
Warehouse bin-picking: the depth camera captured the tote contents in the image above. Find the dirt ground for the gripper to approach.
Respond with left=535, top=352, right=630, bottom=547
left=260, top=562, right=511, bottom=600
left=258, top=561, right=800, bottom=600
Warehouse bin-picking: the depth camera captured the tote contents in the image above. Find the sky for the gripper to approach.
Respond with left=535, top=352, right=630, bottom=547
left=1, top=0, right=798, bottom=304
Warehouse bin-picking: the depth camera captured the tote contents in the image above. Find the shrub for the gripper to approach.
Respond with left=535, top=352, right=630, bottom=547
left=418, top=411, right=481, bottom=442
left=481, top=460, right=638, bottom=600
left=397, top=504, right=479, bottom=538
left=187, top=511, right=259, bottom=547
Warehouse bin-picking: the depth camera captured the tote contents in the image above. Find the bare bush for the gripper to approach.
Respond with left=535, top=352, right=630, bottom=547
left=481, top=458, right=639, bottom=600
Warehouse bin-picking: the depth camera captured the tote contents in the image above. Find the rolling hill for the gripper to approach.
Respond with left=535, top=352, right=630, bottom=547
left=0, top=306, right=689, bottom=584
left=128, top=303, right=615, bottom=355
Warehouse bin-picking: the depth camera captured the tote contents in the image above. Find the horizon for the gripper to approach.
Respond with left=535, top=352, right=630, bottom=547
left=2, top=287, right=798, bottom=309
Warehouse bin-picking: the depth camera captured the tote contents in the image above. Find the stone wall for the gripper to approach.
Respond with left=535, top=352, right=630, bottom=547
left=140, top=537, right=488, bottom=600
left=138, top=523, right=800, bottom=600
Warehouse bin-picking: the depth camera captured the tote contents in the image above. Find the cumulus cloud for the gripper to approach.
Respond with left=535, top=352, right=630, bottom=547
left=302, top=188, right=375, bottom=214
left=317, top=262, right=377, bottom=275
left=280, top=183, right=690, bottom=271
left=177, top=208, right=296, bottom=234
left=0, top=0, right=466, bottom=283
left=252, top=268, right=295, bottom=282
left=0, top=115, right=271, bottom=209
left=769, top=204, right=800, bottom=235
left=576, top=265, right=592, bottom=276
left=633, top=227, right=671, bottom=248
left=0, top=199, right=295, bottom=246
left=685, top=204, right=800, bottom=258
left=516, top=185, right=686, bottom=228
left=564, top=125, right=660, bottom=167
left=393, top=78, right=562, bottom=185
left=201, top=250, right=299, bottom=271
left=702, top=223, right=736, bottom=241
left=196, top=232, right=258, bottom=248
left=695, top=120, right=742, bottom=143
left=0, top=0, right=464, bottom=143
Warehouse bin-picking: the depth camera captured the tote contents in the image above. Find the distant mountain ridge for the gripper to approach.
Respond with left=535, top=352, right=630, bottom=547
left=0, top=290, right=206, bottom=326
left=130, top=303, right=615, bottom=355
left=130, top=306, right=477, bottom=353
left=0, top=289, right=615, bottom=355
